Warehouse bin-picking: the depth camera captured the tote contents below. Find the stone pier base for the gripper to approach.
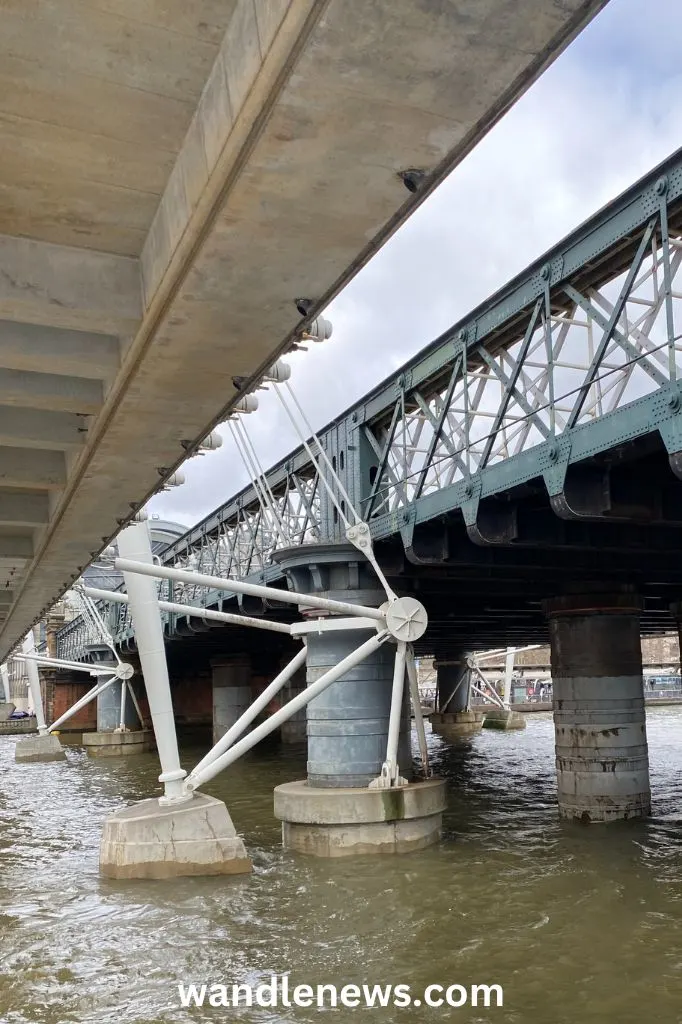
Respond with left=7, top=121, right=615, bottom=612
left=431, top=710, right=484, bottom=739
left=83, top=729, right=154, bottom=757
left=100, top=793, right=252, bottom=879
left=274, top=779, right=447, bottom=857
left=15, top=732, right=66, bottom=763
left=482, top=708, right=527, bottom=730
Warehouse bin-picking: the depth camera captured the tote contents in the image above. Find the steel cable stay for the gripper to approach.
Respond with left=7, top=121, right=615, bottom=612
left=271, top=377, right=400, bottom=603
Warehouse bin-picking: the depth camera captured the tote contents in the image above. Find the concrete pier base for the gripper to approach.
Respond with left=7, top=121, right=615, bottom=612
left=83, top=729, right=154, bottom=757
left=546, top=591, right=650, bottom=823
left=274, top=779, right=446, bottom=857
left=482, top=708, right=527, bottom=731
left=100, top=793, right=252, bottom=879
left=431, top=710, right=484, bottom=739
left=15, top=732, right=66, bottom=763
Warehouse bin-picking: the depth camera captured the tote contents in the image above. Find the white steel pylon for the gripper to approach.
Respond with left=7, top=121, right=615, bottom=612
left=94, top=515, right=430, bottom=803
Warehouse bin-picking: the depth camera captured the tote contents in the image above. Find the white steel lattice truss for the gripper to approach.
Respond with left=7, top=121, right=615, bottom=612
left=173, top=469, right=320, bottom=596
left=364, top=224, right=682, bottom=518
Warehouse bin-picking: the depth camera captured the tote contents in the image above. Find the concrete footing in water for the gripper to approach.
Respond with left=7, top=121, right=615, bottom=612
left=15, top=732, right=67, bottom=763
left=274, top=779, right=447, bottom=857
left=482, top=708, right=527, bottom=731
left=83, top=729, right=155, bottom=757
left=431, top=710, right=484, bottom=739
left=99, top=793, right=252, bottom=879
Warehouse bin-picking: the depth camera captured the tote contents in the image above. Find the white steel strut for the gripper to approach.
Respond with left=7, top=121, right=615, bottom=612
left=102, top=512, right=430, bottom=799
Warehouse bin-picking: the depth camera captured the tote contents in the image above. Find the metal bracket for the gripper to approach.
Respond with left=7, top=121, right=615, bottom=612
left=542, top=440, right=573, bottom=497
left=460, top=477, right=482, bottom=527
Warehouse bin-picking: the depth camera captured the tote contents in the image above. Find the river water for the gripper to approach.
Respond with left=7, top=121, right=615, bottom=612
left=0, top=709, right=681, bottom=1023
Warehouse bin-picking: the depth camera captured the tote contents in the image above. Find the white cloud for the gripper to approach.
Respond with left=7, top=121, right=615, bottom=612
left=149, top=0, right=682, bottom=527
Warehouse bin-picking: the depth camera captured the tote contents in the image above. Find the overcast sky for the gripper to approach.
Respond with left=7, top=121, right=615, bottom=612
left=149, top=0, right=682, bottom=528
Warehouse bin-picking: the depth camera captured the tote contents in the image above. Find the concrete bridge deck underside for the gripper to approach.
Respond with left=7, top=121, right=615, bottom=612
left=0, top=0, right=607, bottom=660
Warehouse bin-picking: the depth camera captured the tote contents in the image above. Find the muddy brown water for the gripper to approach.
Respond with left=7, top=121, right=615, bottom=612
left=0, top=709, right=681, bottom=1023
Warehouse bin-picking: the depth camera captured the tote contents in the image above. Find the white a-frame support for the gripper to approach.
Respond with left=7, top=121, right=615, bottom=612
left=104, top=515, right=431, bottom=802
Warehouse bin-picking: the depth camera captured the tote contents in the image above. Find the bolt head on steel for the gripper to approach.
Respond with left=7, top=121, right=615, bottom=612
left=383, top=596, right=428, bottom=642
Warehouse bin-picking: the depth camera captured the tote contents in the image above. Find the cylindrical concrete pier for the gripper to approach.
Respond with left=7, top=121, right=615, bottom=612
left=545, top=592, right=650, bottom=823
left=211, top=656, right=252, bottom=745
left=436, top=656, right=469, bottom=712
left=97, top=679, right=139, bottom=732
left=431, top=654, right=484, bottom=739
left=81, top=643, right=152, bottom=757
left=306, top=625, right=410, bottom=787
left=272, top=543, right=446, bottom=856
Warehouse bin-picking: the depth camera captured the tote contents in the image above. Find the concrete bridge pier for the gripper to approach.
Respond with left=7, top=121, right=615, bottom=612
left=82, top=645, right=152, bottom=757
left=280, top=658, right=307, bottom=745
left=99, top=521, right=250, bottom=879
left=430, top=655, right=484, bottom=740
left=211, top=656, right=253, bottom=746
left=545, top=591, right=650, bottom=823
left=273, top=544, right=446, bottom=857
left=15, top=633, right=66, bottom=764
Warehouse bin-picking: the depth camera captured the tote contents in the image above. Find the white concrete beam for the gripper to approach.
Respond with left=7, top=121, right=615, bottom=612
left=0, top=369, right=102, bottom=415
left=0, top=233, right=142, bottom=336
left=0, top=406, right=86, bottom=450
left=0, top=320, right=120, bottom=380
left=0, top=491, right=49, bottom=527
left=0, top=449, right=65, bottom=490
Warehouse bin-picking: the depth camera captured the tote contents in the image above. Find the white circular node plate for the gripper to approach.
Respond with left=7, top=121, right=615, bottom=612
left=384, top=597, right=428, bottom=642
left=118, top=663, right=135, bottom=680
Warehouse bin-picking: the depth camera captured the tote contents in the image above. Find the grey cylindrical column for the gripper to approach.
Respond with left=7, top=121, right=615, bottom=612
left=211, top=656, right=252, bottom=745
left=84, top=644, right=137, bottom=733
left=97, top=679, right=138, bottom=732
left=545, top=592, right=650, bottom=823
left=274, top=544, right=411, bottom=789
left=306, top=627, right=410, bottom=787
left=436, top=655, right=469, bottom=712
